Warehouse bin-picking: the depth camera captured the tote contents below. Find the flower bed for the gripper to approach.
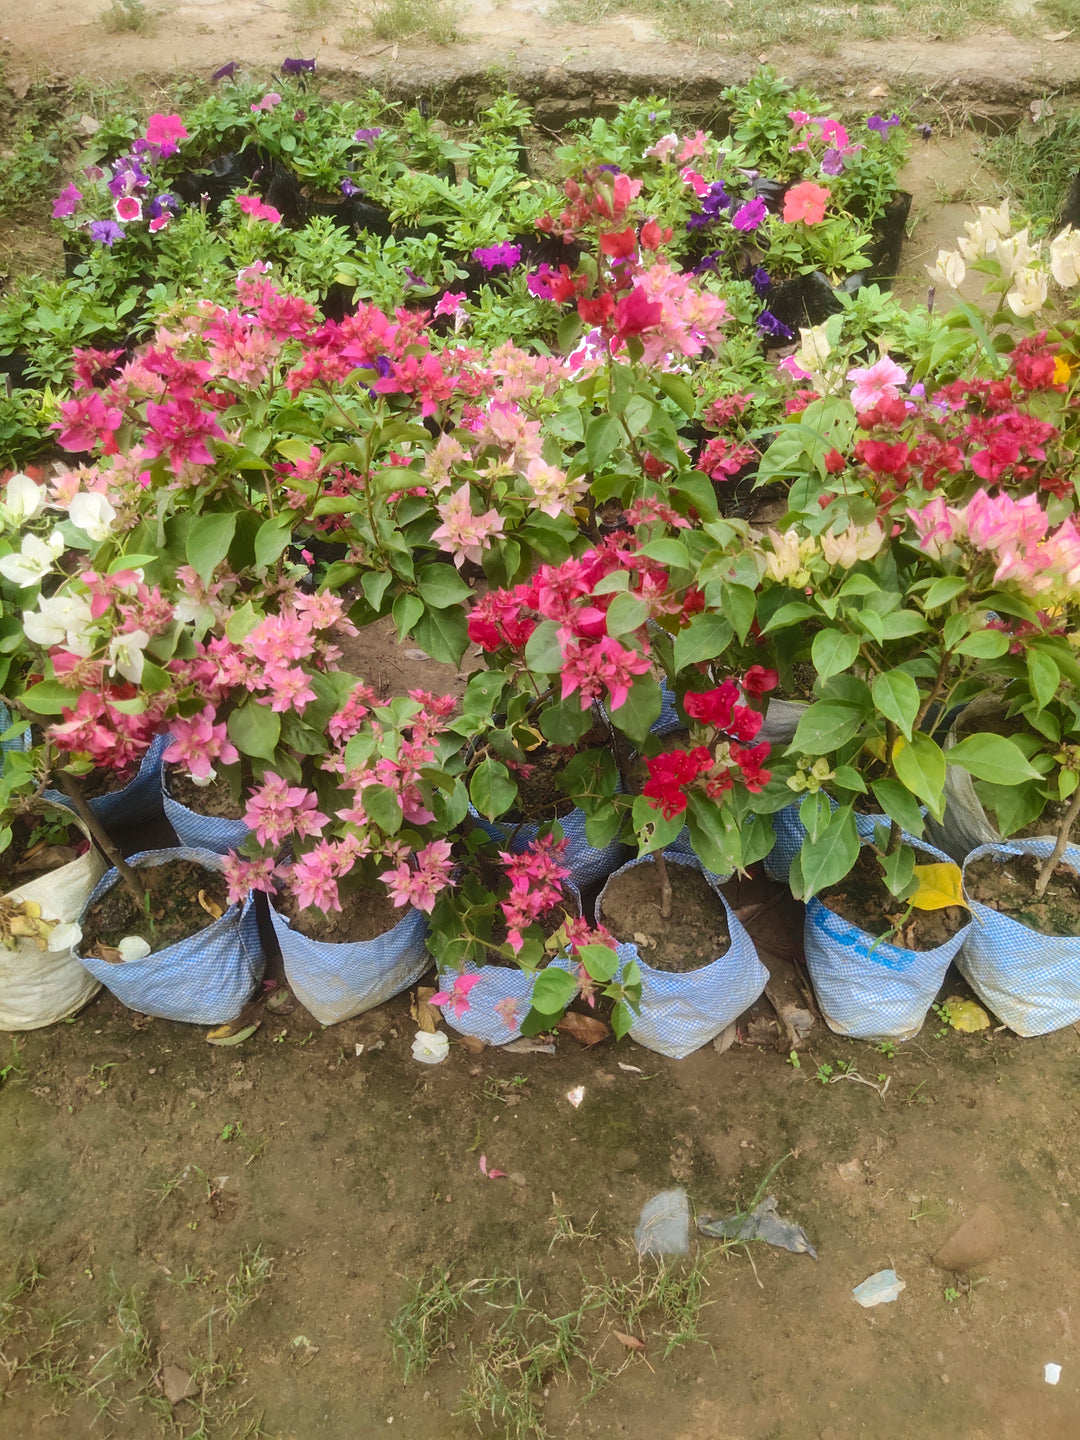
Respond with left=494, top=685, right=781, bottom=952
left=2, top=63, right=1080, bottom=1046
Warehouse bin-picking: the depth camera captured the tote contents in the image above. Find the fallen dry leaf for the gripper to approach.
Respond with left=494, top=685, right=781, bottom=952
left=867, top=83, right=889, bottom=97
left=457, top=1033, right=486, bottom=1054
left=613, top=1331, right=646, bottom=1353
left=92, top=944, right=125, bottom=965
left=617, top=1062, right=643, bottom=1073
left=197, top=889, right=224, bottom=920
left=479, top=1154, right=508, bottom=1179
left=14, top=842, right=78, bottom=873
left=713, top=1021, right=738, bottom=1054
left=503, top=1037, right=556, bottom=1055
left=411, top=986, right=441, bottom=1034
left=557, top=1012, right=611, bottom=1047
left=565, top=1085, right=585, bottom=1108
left=1044, top=28, right=1073, bottom=40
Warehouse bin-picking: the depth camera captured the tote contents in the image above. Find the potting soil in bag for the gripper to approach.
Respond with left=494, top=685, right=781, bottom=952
left=269, top=900, right=430, bottom=1027
left=74, top=847, right=263, bottom=1024
left=959, top=839, right=1080, bottom=1037
left=470, top=806, right=630, bottom=888
left=48, top=733, right=168, bottom=828
left=598, top=852, right=767, bottom=1060
left=0, top=842, right=107, bottom=1030
left=162, top=772, right=251, bottom=855
left=804, top=837, right=969, bottom=1041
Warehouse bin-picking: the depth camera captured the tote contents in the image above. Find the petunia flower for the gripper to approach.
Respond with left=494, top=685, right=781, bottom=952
left=782, top=181, right=830, bottom=224
left=731, top=196, right=767, bottom=232
left=867, top=113, right=901, bottom=135
left=471, top=242, right=521, bottom=271
left=281, top=57, right=316, bottom=73
left=52, top=184, right=82, bottom=219
left=115, top=195, right=143, bottom=223
left=89, top=220, right=124, bottom=246
left=354, top=128, right=382, bottom=145
left=211, top=61, right=239, bottom=82
left=847, top=355, right=907, bottom=413
left=250, top=93, right=282, bottom=113
left=235, top=194, right=282, bottom=223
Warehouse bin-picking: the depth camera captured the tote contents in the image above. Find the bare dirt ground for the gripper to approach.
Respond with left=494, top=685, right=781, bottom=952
left=4, top=11, right=1080, bottom=1440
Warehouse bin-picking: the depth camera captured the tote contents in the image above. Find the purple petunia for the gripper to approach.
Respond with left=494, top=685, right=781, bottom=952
left=750, top=266, right=771, bottom=296
left=212, top=61, right=239, bottom=82
left=374, top=355, right=393, bottom=378
left=341, top=177, right=360, bottom=197
left=472, top=242, right=522, bottom=272
left=821, top=147, right=846, bottom=177
left=52, top=184, right=82, bottom=219
left=915, top=122, right=933, bottom=142
left=690, top=249, right=723, bottom=277
left=282, top=57, right=316, bottom=74
left=354, top=128, right=383, bottom=146
left=89, top=220, right=125, bottom=246
left=757, top=310, right=793, bottom=341
left=867, top=113, right=901, bottom=136
left=731, top=196, right=767, bottom=232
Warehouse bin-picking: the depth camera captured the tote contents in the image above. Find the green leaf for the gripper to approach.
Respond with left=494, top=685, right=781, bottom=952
left=721, top=583, right=757, bottom=644
left=19, top=679, right=77, bottom=715
left=524, top=618, right=563, bottom=674
left=577, top=942, right=619, bottom=982
left=391, top=591, right=424, bottom=641
left=1027, top=650, right=1059, bottom=712
left=871, top=671, right=920, bottom=740
left=186, top=512, right=237, bottom=586
left=227, top=702, right=280, bottom=762
left=870, top=778, right=925, bottom=835
left=880, top=844, right=916, bottom=900
left=789, top=804, right=859, bottom=900
left=879, top=610, right=930, bottom=640
left=673, top=613, right=734, bottom=670
left=416, top=564, right=472, bottom=609
left=921, top=575, right=968, bottom=610
left=253, top=515, right=295, bottom=572
left=531, top=968, right=578, bottom=1015
left=360, top=570, right=394, bottom=612
left=812, top=629, right=859, bottom=682
left=411, top=605, right=469, bottom=665
left=585, top=414, right=622, bottom=470
left=686, top=791, right=739, bottom=875
left=955, top=628, right=1009, bottom=659
left=469, top=757, right=517, bottom=820
left=539, top=695, right=594, bottom=745
left=791, top=701, right=867, bottom=755
left=605, top=591, right=649, bottom=636
left=362, top=782, right=404, bottom=835
left=609, top=671, right=661, bottom=744
left=947, top=733, right=1042, bottom=785
left=631, top=794, right=686, bottom=854
left=891, top=733, right=946, bottom=815
left=658, top=372, right=695, bottom=417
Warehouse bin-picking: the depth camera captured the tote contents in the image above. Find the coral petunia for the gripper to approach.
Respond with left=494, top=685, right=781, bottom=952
left=782, top=181, right=830, bottom=224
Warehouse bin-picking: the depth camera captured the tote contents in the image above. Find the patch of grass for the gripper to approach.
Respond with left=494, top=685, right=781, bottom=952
left=221, top=1246, right=274, bottom=1329
left=552, top=0, right=1014, bottom=50
left=390, top=1269, right=503, bottom=1381
left=289, top=0, right=340, bottom=23
left=349, top=0, right=464, bottom=45
left=986, top=110, right=1080, bottom=229
left=100, top=0, right=150, bottom=33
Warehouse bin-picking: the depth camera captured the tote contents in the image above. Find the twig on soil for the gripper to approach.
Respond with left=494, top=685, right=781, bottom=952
left=764, top=983, right=802, bottom=1054
left=828, top=1069, right=890, bottom=1102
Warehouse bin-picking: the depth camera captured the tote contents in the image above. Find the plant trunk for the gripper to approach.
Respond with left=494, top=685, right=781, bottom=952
left=1033, top=786, right=1080, bottom=899
left=55, top=770, right=147, bottom=907
left=654, top=848, right=673, bottom=920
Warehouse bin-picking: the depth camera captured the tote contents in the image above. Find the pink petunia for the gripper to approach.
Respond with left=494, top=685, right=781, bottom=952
left=782, top=181, right=830, bottom=224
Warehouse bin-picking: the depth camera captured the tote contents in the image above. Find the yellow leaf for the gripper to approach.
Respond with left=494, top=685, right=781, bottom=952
left=910, top=862, right=964, bottom=911
left=943, top=995, right=990, bottom=1033
left=411, top=986, right=440, bottom=1034
left=198, top=889, right=224, bottom=920
left=863, top=736, right=887, bottom=762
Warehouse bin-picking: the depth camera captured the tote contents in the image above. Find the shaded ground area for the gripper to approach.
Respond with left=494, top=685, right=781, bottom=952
left=2, top=873, right=1080, bottom=1440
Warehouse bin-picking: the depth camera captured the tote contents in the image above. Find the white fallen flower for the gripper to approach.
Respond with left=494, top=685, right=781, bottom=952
left=411, top=1029, right=449, bottom=1064
left=118, top=935, right=153, bottom=962
left=46, top=921, right=82, bottom=953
